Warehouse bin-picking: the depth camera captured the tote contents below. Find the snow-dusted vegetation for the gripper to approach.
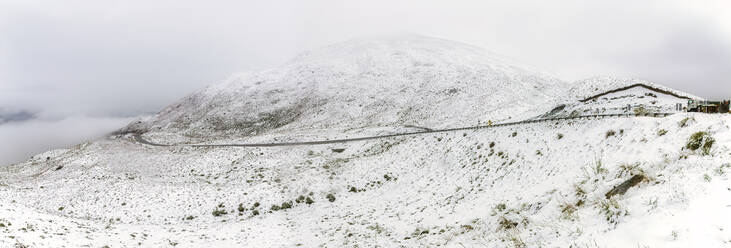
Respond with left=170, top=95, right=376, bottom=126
left=1, top=36, right=729, bottom=247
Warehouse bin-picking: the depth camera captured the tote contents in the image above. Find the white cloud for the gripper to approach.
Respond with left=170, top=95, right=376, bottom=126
left=0, top=115, right=135, bottom=166
left=2, top=0, right=728, bottom=106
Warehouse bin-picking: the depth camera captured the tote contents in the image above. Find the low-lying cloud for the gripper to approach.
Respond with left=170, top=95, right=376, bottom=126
left=0, top=115, right=136, bottom=166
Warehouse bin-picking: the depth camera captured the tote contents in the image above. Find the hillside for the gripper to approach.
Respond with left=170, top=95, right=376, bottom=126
left=538, top=77, right=698, bottom=119
left=1, top=36, right=729, bottom=247
left=123, top=35, right=565, bottom=144
left=567, top=76, right=702, bottom=102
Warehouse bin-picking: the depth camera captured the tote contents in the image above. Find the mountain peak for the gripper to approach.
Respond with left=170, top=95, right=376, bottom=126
left=128, top=36, right=565, bottom=141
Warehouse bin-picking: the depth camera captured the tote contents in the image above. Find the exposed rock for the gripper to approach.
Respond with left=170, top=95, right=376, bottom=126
left=605, top=174, right=646, bottom=199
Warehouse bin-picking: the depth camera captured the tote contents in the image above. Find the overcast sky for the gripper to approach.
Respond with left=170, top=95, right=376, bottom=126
left=1, top=0, right=730, bottom=164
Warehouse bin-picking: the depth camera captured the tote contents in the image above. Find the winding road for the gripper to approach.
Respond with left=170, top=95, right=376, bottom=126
left=133, top=112, right=674, bottom=148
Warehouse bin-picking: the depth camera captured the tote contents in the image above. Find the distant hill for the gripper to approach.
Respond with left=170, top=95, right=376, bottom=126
left=0, top=108, right=35, bottom=125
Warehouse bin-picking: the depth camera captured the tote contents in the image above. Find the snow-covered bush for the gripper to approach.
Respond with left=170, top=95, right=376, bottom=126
left=498, top=216, right=518, bottom=230
left=678, top=117, right=694, bottom=128
left=657, top=129, right=668, bottom=136
left=633, top=106, right=648, bottom=115
left=560, top=203, right=578, bottom=220
left=598, top=199, right=627, bottom=224
left=685, top=131, right=714, bottom=155
left=212, top=203, right=228, bottom=217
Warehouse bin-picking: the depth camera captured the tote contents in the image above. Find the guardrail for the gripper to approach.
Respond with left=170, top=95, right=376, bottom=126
left=133, top=112, right=675, bottom=148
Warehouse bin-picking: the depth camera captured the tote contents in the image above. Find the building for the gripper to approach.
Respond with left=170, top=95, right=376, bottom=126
left=687, top=99, right=730, bottom=113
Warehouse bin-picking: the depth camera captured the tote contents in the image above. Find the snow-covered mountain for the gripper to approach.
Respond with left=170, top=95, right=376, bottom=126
left=1, top=36, right=729, bottom=247
left=123, top=35, right=565, bottom=143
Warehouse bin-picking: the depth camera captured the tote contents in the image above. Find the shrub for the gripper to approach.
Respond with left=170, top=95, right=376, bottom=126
left=557, top=133, right=564, bottom=139
left=509, top=235, right=526, bottom=248
left=212, top=208, right=228, bottom=217
left=349, top=186, right=357, bottom=192
left=590, top=159, right=608, bottom=176
left=211, top=203, right=228, bottom=216
left=657, top=129, right=667, bottom=136
left=560, top=203, right=577, bottom=220
left=326, top=194, right=336, bottom=202
left=716, top=163, right=730, bottom=176
left=678, top=117, right=694, bottom=128
left=252, top=210, right=259, bottom=216
left=495, top=203, right=507, bottom=212
left=498, top=216, right=518, bottom=230
left=367, top=223, right=385, bottom=234
left=237, top=203, right=245, bottom=213
left=605, top=130, right=616, bottom=138
left=686, top=131, right=714, bottom=155
left=634, top=106, right=648, bottom=115
left=703, top=174, right=711, bottom=182
left=305, top=197, right=314, bottom=204
left=511, top=131, right=517, bottom=137
left=296, top=195, right=305, bottom=203
left=574, top=185, right=586, bottom=199
left=270, top=205, right=281, bottom=211
left=489, top=142, right=495, bottom=148
left=280, top=201, right=293, bottom=209
left=253, top=202, right=260, bottom=208
left=598, top=199, right=626, bottom=224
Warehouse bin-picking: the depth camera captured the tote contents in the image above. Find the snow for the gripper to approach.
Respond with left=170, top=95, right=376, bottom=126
left=124, top=35, right=566, bottom=143
left=1, top=36, right=729, bottom=247
left=568, top=76, right=703, bottom=102
left=541, top=84, right=692, bottom=119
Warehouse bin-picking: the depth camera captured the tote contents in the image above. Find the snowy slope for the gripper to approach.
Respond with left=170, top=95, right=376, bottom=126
left=568, top=76, right=703, bottom=102
left=1, top=36, right=730, bottom=247
left=2, top=114, right=729, bottom=247
left=535, top=77, right=702, bottom=119
left=123, top=35, right=565, bottom=143
left=540, top=85, right=689, bottom=119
